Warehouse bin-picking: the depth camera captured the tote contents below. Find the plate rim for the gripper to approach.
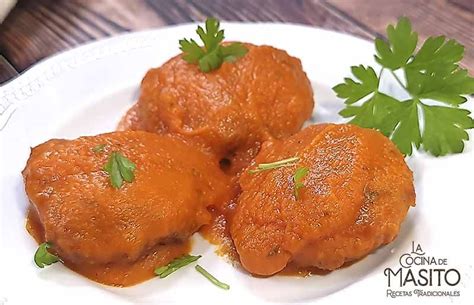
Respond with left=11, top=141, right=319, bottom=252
left=0, top=21, right=372, bottom=89
left=0, top=22, right=373, bottom=131
left=3, top=22, right=458, bottom=305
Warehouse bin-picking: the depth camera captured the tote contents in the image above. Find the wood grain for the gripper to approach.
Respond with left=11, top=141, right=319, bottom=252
left=448, top=0, right=474, bottom=12
left=0, top=0, right=472, bottom=84
left=327, top=0, right=474, bottom=70
left=0, top=0, right=373, bottom=73
left=0, top=55, right=18, bottom=84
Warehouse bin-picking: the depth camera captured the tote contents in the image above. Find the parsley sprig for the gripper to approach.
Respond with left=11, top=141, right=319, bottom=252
left=333, top=17, right=474, bottom=156
left=154, top=254, right=201, bottom=278
left=195, top=264, right=230, bottom=290
left=248, top=156, right=299, bottom=174
left=103, top=152, right=136, bottom=189
left=155, top=255, right=231, bottom=290
left=179, top=18, right=248, bottom=72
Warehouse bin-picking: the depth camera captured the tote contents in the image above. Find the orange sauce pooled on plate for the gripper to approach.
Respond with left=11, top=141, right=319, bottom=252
left=27, top=207, right=190, bottom=287
left=199, top=197, right=335, bottom=277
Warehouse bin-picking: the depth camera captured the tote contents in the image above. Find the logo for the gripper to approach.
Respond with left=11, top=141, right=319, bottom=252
left=384, top=241, right=461, bottom=298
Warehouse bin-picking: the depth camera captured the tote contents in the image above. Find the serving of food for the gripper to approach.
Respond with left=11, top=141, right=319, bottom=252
left=1, top=17, right=473, bottom=305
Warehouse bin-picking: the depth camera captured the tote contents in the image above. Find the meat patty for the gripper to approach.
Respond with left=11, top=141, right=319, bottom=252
left=23, top=131, right=232, bottom=285
left=230, top=124, right=415, bottom=276
left=118, top=43, right=314, bottom=174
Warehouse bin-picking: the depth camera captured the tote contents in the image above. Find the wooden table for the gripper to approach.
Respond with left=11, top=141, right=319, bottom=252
left=0, top=0, right=473, bottom=84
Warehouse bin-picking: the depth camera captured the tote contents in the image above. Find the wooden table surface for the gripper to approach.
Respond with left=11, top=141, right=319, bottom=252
left=0, top=0, right=473, bottom=84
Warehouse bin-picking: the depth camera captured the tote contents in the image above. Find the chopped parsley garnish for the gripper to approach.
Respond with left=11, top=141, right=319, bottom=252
left=333, top=17, right=474, bottom=157
left=293, top=167, right=309, bottom=200
left=154, top=255, right=201, bottom=278
left=179, top=17, right=248, bottom=72
left=248, top=156, right=299, bottom=174
left=91, top=144, right=106, bottom=153
left=195, top=264, right=230, bottom=290
left=103, top=152, right=136, bottom=189
left=34, top=242, right=60, bottom=268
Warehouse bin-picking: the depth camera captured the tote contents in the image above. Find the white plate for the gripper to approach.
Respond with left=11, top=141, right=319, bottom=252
left=0, top=23, right=473, bottom=305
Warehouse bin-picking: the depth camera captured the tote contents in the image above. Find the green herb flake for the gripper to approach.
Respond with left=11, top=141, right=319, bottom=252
left=293, top=167, right=309, bottom=200
left=34, top=242, right=60, bottom=268
left=154, top=255, right=202, bottom=278
left=179, top=18, right=248, bottom=72
left=248, top=156, right=299, bottom=174
left=333, top=17, right=474, bottom=157
left=103, top=152, right=136, bottom=189
left=195, top=264, right=230, bottom=290
left=92, top=144, right=106, bottom=153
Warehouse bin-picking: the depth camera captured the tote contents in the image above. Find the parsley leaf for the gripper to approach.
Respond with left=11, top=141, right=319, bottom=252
left=179, top=18, right=248, bottom=72
left=334, top=17, right=474, bottom=157
left=293, top=167, right=309, bottom=200
left=422, top=105, right=474, bottom=156
left=406, top=66, right=474, bottom=105
left=408, top=36, right=463, bottom=72
left=103, top=152, right=136, bottom=189
left=221, top=43, right=248, bottom=62
left=375, top=17, right=418, bottom=70
left=155, top=255, right=201, bottom=278
left=179, top=39, right=204, bottom=63
left=339, top=92, right=402, bottom=136
left=389, top=99, right=422, bottom=156
left=332, top=65, right=379, bottom=104
left=34, top=242, right=60, bottom=268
